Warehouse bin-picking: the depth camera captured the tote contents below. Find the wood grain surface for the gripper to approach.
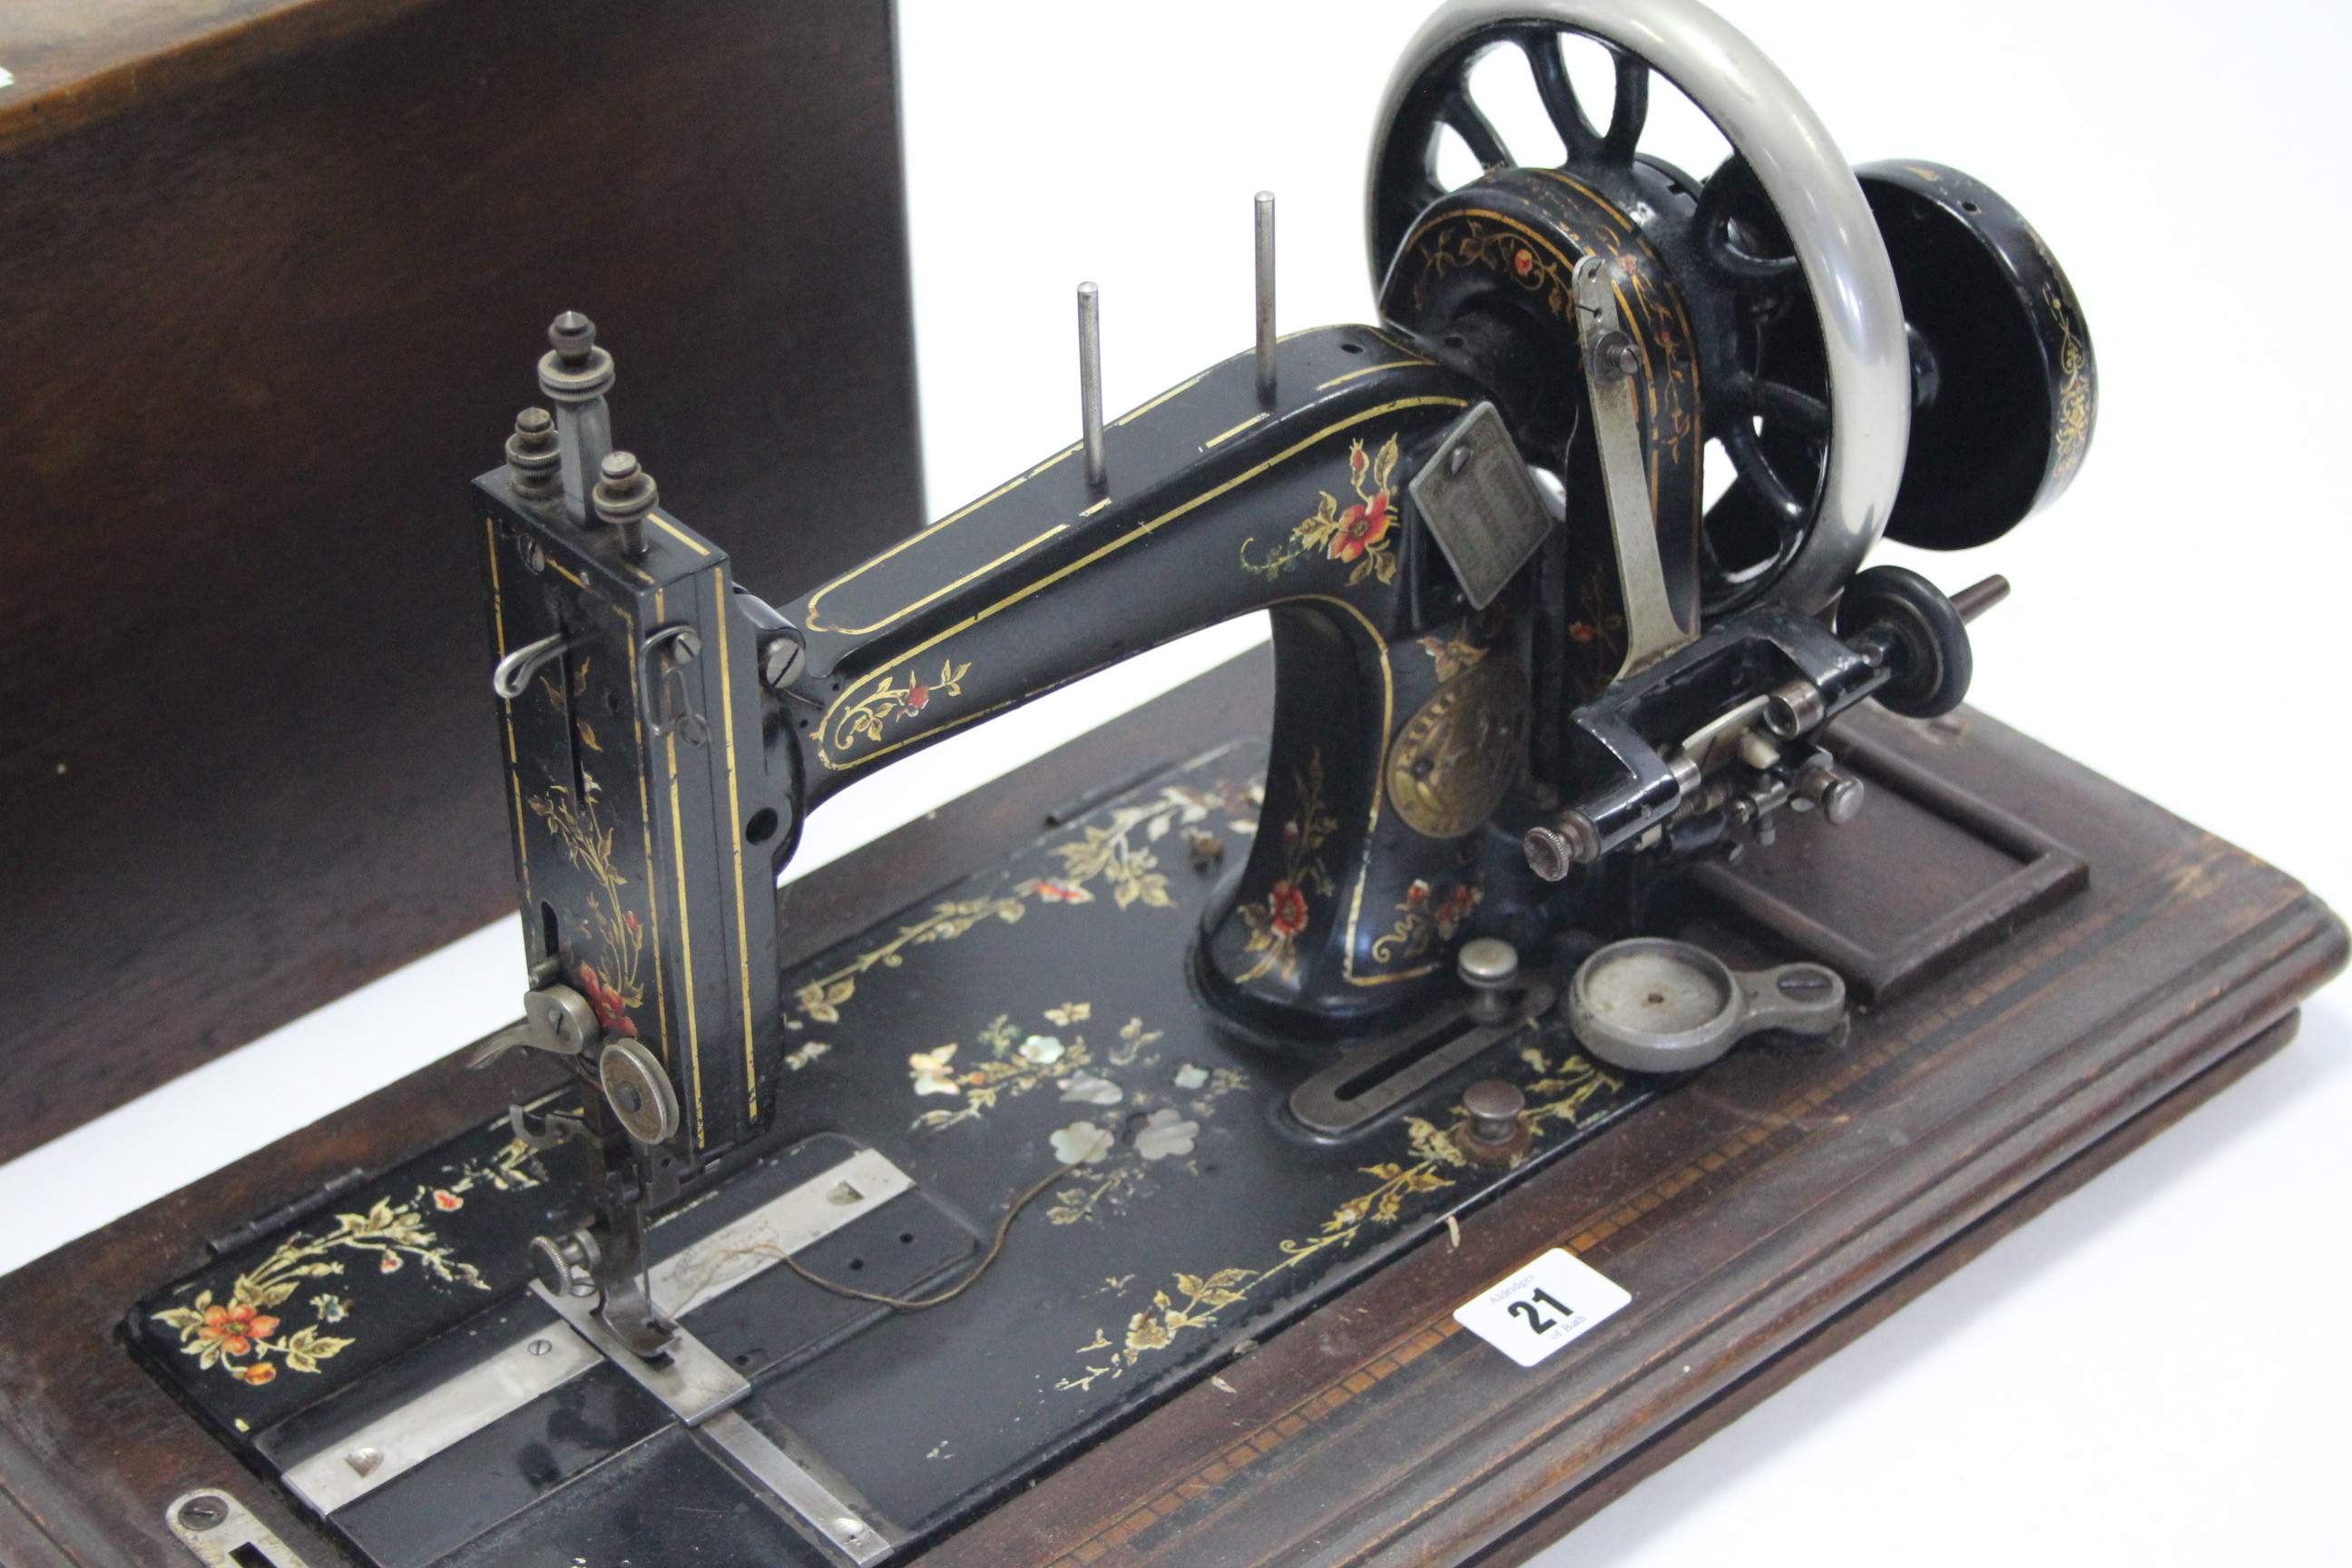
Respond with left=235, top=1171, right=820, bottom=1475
left=0, top=0, right=926, bottom=1163
left=914, top=701, right=2345, bottom=1568
left=0, top=653, right=2337, bottom=1568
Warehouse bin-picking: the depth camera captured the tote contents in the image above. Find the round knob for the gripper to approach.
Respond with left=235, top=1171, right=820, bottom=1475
left=505, top=407, right=561, bottom=500
left=1524, top=811, right=1601, bottom=881
left=1461, top=1077, right=1525, bottom=1146
left=593, top=450, right=659, bottom=556
left=1458, top=937, right=1518, bottom=986
left=547, top=310, right=597, bottom=363
left=1458, top=936, right=1520, bottom=1024
left=599, top=1036, right=681, bottom=1145
left=530, top=1229, right=600, bottom=1298
left=593, top=451, right=656, bottom=517
left=538, top=311, right=615, bottom=402
left=521, top=984, right=598, bottom=1056
left=1795, top=762, right=1867, bottom=826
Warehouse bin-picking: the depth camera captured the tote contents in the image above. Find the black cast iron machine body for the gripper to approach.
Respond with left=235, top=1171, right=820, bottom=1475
left=446, top=0, right=2093, bottom=1553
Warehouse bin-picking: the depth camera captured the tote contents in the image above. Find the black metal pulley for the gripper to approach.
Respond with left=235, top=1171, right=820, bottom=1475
left=1858, top=161, right=2097, bottom=550
left=1836, top=564, right=1973, bottom=719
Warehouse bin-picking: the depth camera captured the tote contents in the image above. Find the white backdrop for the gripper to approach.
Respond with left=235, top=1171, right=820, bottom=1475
left=3, top=3, right=2345, bottom=1563
left=895, top=6, right=2352, bottom=1557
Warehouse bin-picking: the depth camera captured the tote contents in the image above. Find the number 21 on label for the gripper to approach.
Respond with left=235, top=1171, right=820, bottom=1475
left=1454, top=1248, right=1632, bottom=1368
left=1506, top=1286, right=1576, bottom=1336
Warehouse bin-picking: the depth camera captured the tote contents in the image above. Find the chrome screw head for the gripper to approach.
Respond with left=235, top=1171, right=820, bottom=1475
left=176, top=1495, right=229, bottom=1532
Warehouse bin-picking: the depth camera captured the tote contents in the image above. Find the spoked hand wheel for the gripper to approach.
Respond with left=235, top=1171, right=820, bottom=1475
left=1366, top=0, right=1913, bottom=617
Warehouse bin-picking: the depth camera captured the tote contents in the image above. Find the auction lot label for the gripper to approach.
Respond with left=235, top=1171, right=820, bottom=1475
left=1454, top=1248, right=1632, bottom=1367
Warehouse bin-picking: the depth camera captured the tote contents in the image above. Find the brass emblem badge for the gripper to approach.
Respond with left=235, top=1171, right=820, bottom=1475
left=1384, top=655, right=1528, bottom=838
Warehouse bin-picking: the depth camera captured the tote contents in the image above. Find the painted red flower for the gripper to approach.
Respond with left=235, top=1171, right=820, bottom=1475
left=240, top=1363, right=278, bottom=1386
left=1267, top=881, right=1309, bottom=938
left=1513, top=248, right=1534, bottom=277
left=378, top=1251, right=403, bottom=1274
left=1035, top=878, right=1094, bottom=904
left=432, top=1189, right=464, bottom=1212
left=196, top=1301, right=279, bottom=1358
left=1435, top=884, right=1479, bottom=934
left=1328, top=492, right=1393, bottom=563
left=624, top=910, right=640, bottom=936
left=1568, top=621, right=1598, bottom=644
left=576, top=964, right=639, bottom=1039
left=1405, top=878, right=1431, bottom=908
left=903, top=680, right=932, bottom=714
left=1349, top=444, right=1368, bottom=479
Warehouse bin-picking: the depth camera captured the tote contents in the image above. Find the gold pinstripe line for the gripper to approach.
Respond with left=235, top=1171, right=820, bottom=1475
left=815, top=396, right=1468, bottom=774
left=711, top=569, right=758, bottom=1120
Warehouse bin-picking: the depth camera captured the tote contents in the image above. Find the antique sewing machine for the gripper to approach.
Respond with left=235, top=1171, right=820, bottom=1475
left=64, top=3, right=2338, bottom=1567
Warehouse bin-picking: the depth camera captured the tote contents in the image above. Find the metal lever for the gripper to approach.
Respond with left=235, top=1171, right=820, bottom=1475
left=637, top=624, right=706, bottom=745
left=1573, top=255, right=1694, bottom=677
left=492, top=632, right=572, bottom=701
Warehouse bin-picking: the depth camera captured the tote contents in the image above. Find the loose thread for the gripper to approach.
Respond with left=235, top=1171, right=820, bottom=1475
left=779, top=1157, right=1083, bottom=1311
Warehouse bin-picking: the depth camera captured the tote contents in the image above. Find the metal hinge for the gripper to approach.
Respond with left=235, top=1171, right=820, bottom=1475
left=166, top=1490, right=314, bottom=1568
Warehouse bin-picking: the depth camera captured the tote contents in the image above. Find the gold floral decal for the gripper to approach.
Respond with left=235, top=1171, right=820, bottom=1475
left=1107, top=1013, right=1166, bottom=1067
left=1058, top=1270, right=1257, bottom=1392
left=1263, top=1116, right=1471, bottom=1284
left=794, top=894, right=1028, bottom=1024
left=2046, top=281, right=2093, bottom=485
left=149, top=1147, right=532, bottom=1387
left=1417, top=630, right=1490, bottom=682
left=1234, top=752, right=1338, bottom=985
left=1411, top=220, right=1577, bottom=327
left=1056, top=1047, right=1623, bottom=1390
left=527, top=780, right=644, bottom=1039
left=1370, top=877, right=1482, bottom=965
left=828, top=658, right=972, bottom=753
left=1406, top=211, right=1696, bottom=469
left=534, top=654, right=609, bottom=755
left=1044, top=1161, right=1151, bottom=1230
left=1564, top=561, right=1629, bottom=696
left=1044, top=792, right=1187, bottom=911
left=1240, top=435, right=1403, bottom=587
left=789, top=781, right=1245, bottom=1027
left=444, top=1135, right=548, bottom=1198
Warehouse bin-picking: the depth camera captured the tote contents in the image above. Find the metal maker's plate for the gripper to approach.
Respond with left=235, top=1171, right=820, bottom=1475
left=1408, top=401, right=1555, bottom=610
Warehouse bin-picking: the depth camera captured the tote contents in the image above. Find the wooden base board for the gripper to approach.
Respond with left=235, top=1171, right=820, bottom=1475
left=0, top=647, right=2340, bottom=1568
left=1462, top=1006, right=2301, bottom=1568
